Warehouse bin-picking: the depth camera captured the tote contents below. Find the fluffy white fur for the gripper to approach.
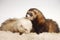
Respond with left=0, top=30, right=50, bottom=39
left=0, top=31, right=60, bottom=40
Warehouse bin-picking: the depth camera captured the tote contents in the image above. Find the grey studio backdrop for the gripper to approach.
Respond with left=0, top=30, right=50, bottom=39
left=0, top=0, right=60, bottom=28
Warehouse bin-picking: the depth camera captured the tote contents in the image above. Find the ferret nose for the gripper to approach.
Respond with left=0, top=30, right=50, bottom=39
left=26, top=14, right=31, bottom=18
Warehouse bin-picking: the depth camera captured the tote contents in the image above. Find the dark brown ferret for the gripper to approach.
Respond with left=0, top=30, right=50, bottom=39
left=26, top=8, right=59, bottom=34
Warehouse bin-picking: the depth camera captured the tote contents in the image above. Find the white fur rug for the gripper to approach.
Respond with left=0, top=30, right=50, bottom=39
left=0, top=31, right=60, bottom=40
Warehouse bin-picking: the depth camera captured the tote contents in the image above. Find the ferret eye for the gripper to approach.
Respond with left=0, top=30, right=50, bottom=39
left=30, top=13, right=33, bottom=16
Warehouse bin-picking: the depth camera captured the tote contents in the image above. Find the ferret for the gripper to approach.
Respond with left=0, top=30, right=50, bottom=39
left=0, top=18, right=32, bottom=35
left=26, top=8, right=59, bottom=34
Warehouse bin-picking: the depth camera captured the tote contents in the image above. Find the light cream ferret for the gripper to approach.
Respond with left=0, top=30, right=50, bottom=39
left=0, top=18, right=32, bottom=34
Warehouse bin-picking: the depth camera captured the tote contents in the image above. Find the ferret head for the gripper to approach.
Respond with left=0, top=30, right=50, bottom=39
left=26, top=8, right=38, bottom=21
left=26, top=8, right=45, bottom=23
left=17, top=18, right=33, bottom=34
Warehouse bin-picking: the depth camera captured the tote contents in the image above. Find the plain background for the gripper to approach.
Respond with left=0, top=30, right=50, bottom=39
left=0, top=0, right=60, bottom=28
